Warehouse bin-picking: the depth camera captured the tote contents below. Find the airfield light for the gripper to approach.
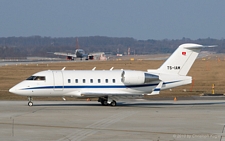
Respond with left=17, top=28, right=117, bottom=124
left=212, top=84, right=215, bottom=94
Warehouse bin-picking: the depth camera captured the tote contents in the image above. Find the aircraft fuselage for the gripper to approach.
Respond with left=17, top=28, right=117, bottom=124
left=9, top=70, right=191, bottom=97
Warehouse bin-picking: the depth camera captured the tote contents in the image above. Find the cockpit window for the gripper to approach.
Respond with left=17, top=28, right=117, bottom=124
left=26, top=76, right=46, bottom=81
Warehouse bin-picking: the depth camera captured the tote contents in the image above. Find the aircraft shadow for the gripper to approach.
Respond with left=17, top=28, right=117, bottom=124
left=32, top=101, right=225, bottom=107
left=34, top=103, right=100, bottom=107
left=122, top=102, right=225, bottom=107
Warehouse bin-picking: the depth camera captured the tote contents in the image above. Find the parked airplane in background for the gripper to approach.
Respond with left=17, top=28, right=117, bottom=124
left=9, top=43, right=215, bottom=107
left=54, top=48, right=88, bottom=60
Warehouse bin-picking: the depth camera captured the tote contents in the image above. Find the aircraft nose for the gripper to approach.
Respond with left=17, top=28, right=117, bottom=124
left=9, top=87, right=16, bottom=94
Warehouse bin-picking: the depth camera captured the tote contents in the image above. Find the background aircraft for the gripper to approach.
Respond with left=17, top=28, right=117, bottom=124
left=53, top=38, right=88, bottom=60
left=9, top=43, right=215, bottom=106
left=52, top=38, right=106, bottom=60
left=54, top=48, right=88, bottom=60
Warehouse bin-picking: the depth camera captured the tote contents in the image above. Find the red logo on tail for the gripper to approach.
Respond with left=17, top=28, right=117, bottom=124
left=182, top=52, right=186, bottom=56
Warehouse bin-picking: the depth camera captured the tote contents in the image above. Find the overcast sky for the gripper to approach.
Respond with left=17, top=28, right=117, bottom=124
left=0, top=0, right=225, bottom=40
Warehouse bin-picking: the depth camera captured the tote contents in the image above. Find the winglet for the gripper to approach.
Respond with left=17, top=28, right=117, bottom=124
left=148, top=81, right=163, bottom=95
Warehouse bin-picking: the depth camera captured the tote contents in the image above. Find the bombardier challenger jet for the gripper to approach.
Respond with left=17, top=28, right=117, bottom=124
left=9, top=43, right=215, bottom=106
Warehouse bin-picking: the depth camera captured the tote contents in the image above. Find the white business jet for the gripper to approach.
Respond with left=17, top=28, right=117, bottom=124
left=9, top=43, right=215, bottom=107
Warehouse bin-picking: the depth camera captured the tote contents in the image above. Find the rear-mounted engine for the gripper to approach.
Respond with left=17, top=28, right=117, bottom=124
left=121, top=70, right=159, bottom=84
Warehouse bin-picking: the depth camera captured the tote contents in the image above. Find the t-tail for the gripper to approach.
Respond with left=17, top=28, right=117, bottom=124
left=157, top=43, right=216, bottom=76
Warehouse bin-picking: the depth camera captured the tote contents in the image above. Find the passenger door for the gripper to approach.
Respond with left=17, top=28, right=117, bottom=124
left=53, top=71, right=64, bottom=91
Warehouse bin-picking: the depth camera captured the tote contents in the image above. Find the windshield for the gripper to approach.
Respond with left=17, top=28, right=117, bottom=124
left=26, top=76, right=46, bottom=81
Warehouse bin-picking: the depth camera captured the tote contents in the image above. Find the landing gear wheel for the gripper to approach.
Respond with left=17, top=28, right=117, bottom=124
left=27, top=96, right=33, bottom=107
left=110, top=100, right=116, bottom=107
left=28, top=101, right=33, bottom=107
left=101, top=100, right=108, bottom=106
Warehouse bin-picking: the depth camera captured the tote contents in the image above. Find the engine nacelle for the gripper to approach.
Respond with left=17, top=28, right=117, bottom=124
left=66, top=56, right=74, bottom=60
left=121, top=70, right=159, bottom=84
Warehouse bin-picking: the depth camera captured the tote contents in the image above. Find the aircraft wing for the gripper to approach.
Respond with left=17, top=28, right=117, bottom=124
left=64, top=90, right=144, bottom=97
left=88, top=52, right=105, bottom=56
left=78, top=91, right=144, bottom=100
left=77, top=82, right=164, bottom=97
left=53, top=52, right=77, bottom=57
left=147, top=81, right=163, bottom=95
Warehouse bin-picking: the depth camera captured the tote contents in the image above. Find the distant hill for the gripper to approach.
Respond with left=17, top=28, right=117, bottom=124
left=0, top=36, right=223, bottom=58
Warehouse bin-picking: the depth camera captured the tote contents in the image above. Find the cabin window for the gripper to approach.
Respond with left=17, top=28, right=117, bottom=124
left=26, top=76, right=45, bottom=81
left=90, top=79, right=93, bottom=83
left=98, top=79, right=101, bottom=83
left=112, top=79, right=116, bottom=83
left=68, top=79, right=71, bottom=83
left=83, top=79, right=86, bottom=83
left=105, top=79, right=108, bottom=83
left=75, top=79, right=78, bottom=83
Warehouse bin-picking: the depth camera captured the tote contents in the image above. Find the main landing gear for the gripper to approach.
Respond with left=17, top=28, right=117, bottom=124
left=98, top=97, right=117, bottom=107
left=110, top=100, right=117, bottom=107
left=28, top=96, right=33, bottom=107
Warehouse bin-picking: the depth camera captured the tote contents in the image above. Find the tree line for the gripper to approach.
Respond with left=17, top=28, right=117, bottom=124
left=0, top=36, right=224, bottom=58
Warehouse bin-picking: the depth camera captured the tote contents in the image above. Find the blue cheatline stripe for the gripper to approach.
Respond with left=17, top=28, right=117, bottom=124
left=23, top=84, right=157, bottom=90
left=22, top=80, right=182, bottom=90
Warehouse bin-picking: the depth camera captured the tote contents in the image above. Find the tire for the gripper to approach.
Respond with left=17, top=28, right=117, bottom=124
left=110, top=100, right=116, bottom=107
left=28, top=102, right=33, bottom=107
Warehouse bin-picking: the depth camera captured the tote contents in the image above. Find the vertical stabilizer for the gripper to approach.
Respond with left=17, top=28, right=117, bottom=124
left=158, top=43, right=215, bottom=76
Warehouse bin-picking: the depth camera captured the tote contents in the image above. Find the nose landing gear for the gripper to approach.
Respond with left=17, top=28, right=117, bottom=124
left=28, top=96, right=33, bottom=106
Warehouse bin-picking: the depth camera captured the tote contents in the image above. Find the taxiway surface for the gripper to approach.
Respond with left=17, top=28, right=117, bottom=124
left=0, top=100, right=225, bottom=141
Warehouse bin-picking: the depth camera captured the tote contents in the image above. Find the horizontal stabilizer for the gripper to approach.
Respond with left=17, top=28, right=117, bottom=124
left=184, top=45, right=217, bottom=49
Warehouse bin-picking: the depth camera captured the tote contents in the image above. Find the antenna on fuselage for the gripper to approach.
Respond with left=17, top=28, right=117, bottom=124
left=92, top=67, right=96, bottom=70
left=62, top=67, right=66, bottom=70
left=110, top=67, right=114, bottom=70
